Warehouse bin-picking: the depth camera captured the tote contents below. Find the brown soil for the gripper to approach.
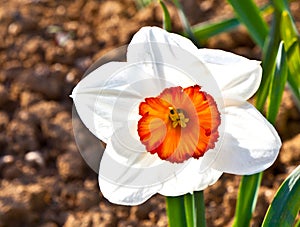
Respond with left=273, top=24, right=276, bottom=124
left=0, top=0, right=299, bottom=226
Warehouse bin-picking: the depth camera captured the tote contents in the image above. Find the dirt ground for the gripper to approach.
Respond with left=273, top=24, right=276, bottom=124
left=0, top=0, right=299, bottom=226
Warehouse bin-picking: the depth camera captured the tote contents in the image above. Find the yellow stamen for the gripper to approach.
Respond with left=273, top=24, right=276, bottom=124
left=169, top=107, right=189, bottom=128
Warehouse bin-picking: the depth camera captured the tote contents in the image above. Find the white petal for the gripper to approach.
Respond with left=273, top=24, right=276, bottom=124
left=100, top=136, right=187, bottom=186
left=197, top=49, right=262, bottom=101
left=99, top=137, right=188, bottom=205
left=72, top=58, right=220, bottom=143
left=108, top=126, right=163, bottom=168
left=206, top=101, right=281, bottom=175
left=127, top=26, right=198, bottom=64
left=71, top=62, right=127, bottom=143
left=127, top=27, right=226, bottom=113
left=99, top=174, right=161, bottom=205
left=72, top=62, right=173, bottom=143
left=99, top=136, right=222, bottom=204
left=127, top=28, right=226, bottom=111
left=158, top=160, right=222, bottom=196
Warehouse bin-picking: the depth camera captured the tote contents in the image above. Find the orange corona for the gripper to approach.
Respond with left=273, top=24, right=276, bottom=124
left=137, top=85, right=221, bottom=163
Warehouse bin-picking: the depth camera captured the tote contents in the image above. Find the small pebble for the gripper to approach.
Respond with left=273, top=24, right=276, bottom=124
left=25, top=151, right=45, bottom=168
left=0, top=155, right=15, bottom=166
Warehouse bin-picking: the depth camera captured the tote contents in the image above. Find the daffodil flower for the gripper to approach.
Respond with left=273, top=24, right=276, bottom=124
left=71, top=27, right=281, bottom=205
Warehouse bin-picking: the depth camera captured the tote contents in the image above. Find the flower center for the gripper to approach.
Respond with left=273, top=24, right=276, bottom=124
left=168, top=107, right=189, bottom=128
left=138, top=85, right=221, bottom=163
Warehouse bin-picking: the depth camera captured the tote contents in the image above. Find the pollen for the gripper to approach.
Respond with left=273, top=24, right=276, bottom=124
left=168, top=107, right=189, bottom=128
left=137, top=85, right=221, bottom=163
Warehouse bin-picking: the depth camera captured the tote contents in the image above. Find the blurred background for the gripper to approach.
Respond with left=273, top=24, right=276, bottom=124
left=0, top=0, right=299, bottom=226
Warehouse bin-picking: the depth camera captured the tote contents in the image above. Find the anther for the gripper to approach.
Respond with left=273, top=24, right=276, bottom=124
left=169, top=107, right=189, bottom=128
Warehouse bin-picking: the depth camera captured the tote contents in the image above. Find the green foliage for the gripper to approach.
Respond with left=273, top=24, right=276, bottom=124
left=267, top=41, right=288, bottom=124
left=281, top=11, right=300, bottom=101
left=172, top=0, right=200, bottom=47
left=184, top=193, right=196, bottom=227
left=226, top=0, right=269, bottom=47
left=255, top=10, right=281, bottom=112
left=166, top=191, right=206, bottom=227
left=295, top=218, right=300, bottom=227
left=159, top=1, right=172, bottom=32
left=192, top=18, right=239, bottom=43
left=166, top=196, right=187, bottom=227
left=262, top=165, right=300, bottom=227
left=233, top=173, right=262, bottom=227
left=191, top=4, right=273, bottom=45
left=194, top=191, right=206, bottom=227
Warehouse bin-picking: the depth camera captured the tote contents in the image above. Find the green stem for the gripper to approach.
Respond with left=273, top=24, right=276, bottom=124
left=194, top=191, right=206, bottom=227
left=233, top=172, right=263, bottom=227
left=166, top=196, right=187, bottom=227
left=184, top=193, right=196, bottom=227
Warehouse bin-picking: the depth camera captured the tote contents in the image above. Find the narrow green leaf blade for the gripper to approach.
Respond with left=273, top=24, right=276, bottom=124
left=159, top=0, right=172, bottom=32
left=267, top=41, right=288, bottom=124
left=286, top=42, right=300, bottom=104
left=166, top=196, right=187, bottom=227
left=262, top=165, right=300, bottom=226
left=288, top=68, right=300, bottom=103
left=194, top=191, right=206, bottom=227
left=295, top=218, right=300, bottom=227
left=280, top=11, right=300, bottom=101
left=192, top=4, right=273, bottom=42
left=271, top=0, right=289, bottom=12
left=192, top=18, right=239, bottom=42
left=184, top=193, right=196, bottom=227
left=233, top=173, right=263, bottom=227
left=172, top=0, right=200, bottom=47
left=280, top=11, right=299, bottom=50
left=226, top=0, right=269, bottom=47
left=255, top=10, right=281, bottom=111
left=286, top=40, right=300, bottom=91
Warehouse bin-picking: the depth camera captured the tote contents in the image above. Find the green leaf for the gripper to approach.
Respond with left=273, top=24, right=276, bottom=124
left=172, top=0, right=200, bottom=47
left=166, top=196, right=187, bottom=227
left=184, top=193, right=196, bottom=227
left=194, top=191, right=206, bottom=227
left=183, top=191, right=206, bottom=227
left=262, top=165, right=300, bottom=226
left=280, top=11, right=299, bottom=50
left=287, top=69, right=300, bottom=102
left=255, top=10, right=281, bottom=111
left=192, top=4, right=273, bottom=43
left=167, top=192, right=206, bottom=227
left=233, top=173, right=263, bottom=227
left=271, top=0, right=289, bottom=12
left=226, top=0, right=269, bottom=48
left=267, top=41, right=288, bottom=124
left=280, top=11, right=300, bottom=101
left=295, top=218, right=300, bottom=227
left=286, top=39, right=300, bottom=104
left=159, top=1, right=172, bottom=32
left=192, top=18, right=239, bottom=42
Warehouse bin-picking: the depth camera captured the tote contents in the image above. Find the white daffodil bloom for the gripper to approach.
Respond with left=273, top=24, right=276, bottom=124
left=71, top=26, right=281, bottom=205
